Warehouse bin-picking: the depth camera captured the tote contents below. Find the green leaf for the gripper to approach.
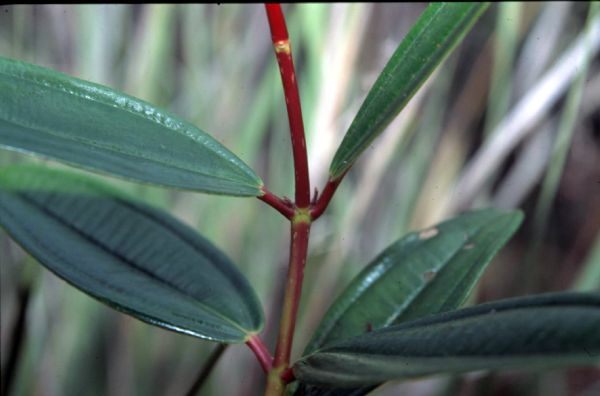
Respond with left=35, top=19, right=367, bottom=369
left=0, top=165, right=264, bottom=343
left=329, top=2, right=489, bottom=179
left=0, top=57, right=263, bottom=196
left=294, top=293, right=600, bottom=388
left=305, top=209, right=523, bottom=355
left=295, top=209, right=522, bottom=395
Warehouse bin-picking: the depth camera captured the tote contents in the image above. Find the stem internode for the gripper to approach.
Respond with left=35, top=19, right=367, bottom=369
left=265, top=4, right=311, bottom=207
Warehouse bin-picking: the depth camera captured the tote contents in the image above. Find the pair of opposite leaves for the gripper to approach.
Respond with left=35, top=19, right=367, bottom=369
left=1, top=166, right=598, bottom=393
left=0, top=3, right=490, bottom=197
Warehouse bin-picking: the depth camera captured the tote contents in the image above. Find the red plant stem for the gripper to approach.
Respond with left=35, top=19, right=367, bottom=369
left=274, top=218, right=310, bottom=366
left=265, top=4, right=311, bottom=208
left=265, top=216, right=311, bottom=396
left=258, top=187, right=295, bottom=219
left=310, top=176, right=344, bottom=220
left=246, top=335, right=274, bottom=373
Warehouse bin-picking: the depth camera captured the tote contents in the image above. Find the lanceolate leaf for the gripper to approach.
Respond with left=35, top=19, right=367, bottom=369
left=0, top=165, right=264, bottom=342
left=305, top=209, right=523, bottom=355
left=294, top=293, right=600, bottom=387
left=0, top=57, right=262, bottom=196
left=329, top=3, right=489, bottom=179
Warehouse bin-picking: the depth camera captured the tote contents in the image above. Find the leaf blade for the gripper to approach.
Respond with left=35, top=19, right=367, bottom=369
left=329, top=2, right=489, bottom=179
left=0, top=57, right=262, bottom=196
left=0, top=165, right=264, bottom=342
left=305, top=209, right=523, bottom=354
left=294, top=293, right=600, bottom=387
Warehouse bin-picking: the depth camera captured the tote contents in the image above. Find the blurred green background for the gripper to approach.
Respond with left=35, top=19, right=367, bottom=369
left=1, top=3, right=599, bottom=396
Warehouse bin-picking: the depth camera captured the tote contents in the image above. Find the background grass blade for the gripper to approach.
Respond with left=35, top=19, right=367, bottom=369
left=0, top=57, right=263, bottom=196
left=482, top=2, right=521, bottom=139
left=294, top=293, right=600, bottom=388
left=304, top=208, right=523, bottom=354
left=0, top=165, right=264, bottom=343
left=573, top=233, right=600, bottom=292
left=329, top=2, right=489, bottom=179
left=524, top=2, right=599, bottom=292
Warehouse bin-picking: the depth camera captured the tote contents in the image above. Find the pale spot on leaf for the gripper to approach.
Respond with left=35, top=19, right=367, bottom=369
left=423, top=270, right=437, bottom=282
left=419, top=227, right=438, bottom=240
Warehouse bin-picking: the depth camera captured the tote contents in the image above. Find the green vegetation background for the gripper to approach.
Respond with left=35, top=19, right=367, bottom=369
left=1, top=4, right=598, bottom=396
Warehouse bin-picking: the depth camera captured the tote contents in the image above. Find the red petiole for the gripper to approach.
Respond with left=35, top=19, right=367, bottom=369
left=259, top=187, right=295, bottom=219
left=246, top=335, right=274, bottom=373
left=310, top=175, right=345, bottom=220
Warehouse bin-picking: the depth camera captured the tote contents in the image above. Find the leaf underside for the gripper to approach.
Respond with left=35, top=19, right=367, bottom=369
left=294, top=293, right=600, bottom=388
left=306, top=208, right=523, bottom=354
left=296, top=208, right=522, bottom=395
left=0, top=165, right=264, bottom=343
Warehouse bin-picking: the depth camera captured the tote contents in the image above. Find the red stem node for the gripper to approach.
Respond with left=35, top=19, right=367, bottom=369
left=281, top=367, right=295, bottom=383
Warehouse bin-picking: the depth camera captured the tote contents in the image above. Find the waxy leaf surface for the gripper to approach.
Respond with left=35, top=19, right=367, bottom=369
left=296, top=209, right=522, bottom=395
left=0, top=165, right=264, bottom=342
left=295, top=293, right=600, bottom=387
left=0, top=57, right=262, bottom=196
left=329, top=3, right=489, bottom=179
left=305, top=209, right=523, bottom=354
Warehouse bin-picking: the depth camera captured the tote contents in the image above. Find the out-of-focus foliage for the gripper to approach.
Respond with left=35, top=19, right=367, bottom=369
left=1, top=4, right=598, bottom=396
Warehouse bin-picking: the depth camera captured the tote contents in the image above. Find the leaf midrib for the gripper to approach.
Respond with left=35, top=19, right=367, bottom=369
left=0, top=68, right=259, bottom=189
left=15, top=192, right=252, bottom=336
left=311, top=218, right=490, bottom=351
left=431, top=216, right=514, bottom=313
left=334, top=4, right=444, bottom=172
left=308, top=301, right=600, bottom=357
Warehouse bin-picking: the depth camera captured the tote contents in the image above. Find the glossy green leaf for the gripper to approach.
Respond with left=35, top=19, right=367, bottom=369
left=329, top=3, right=489, bottom=179
left=0, top=57, right=262, bottom=196
left=0, top=165, right=264, bottom=342
left=294, top=293, right=600, bottom=387
left=305, top=209, right=523, bottom=355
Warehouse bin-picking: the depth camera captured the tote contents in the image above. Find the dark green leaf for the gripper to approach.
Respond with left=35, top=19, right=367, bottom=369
left=0, top=57, right=262, bottom=196
left=329, top=3, right=489, bottom=179
left=294, top=293, right=600, bottom=387
left=296, top=209, right=521, bottom=395
left=0, top=165, right=264, bottom=342
left=305, top=209, right=523, bottom=354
